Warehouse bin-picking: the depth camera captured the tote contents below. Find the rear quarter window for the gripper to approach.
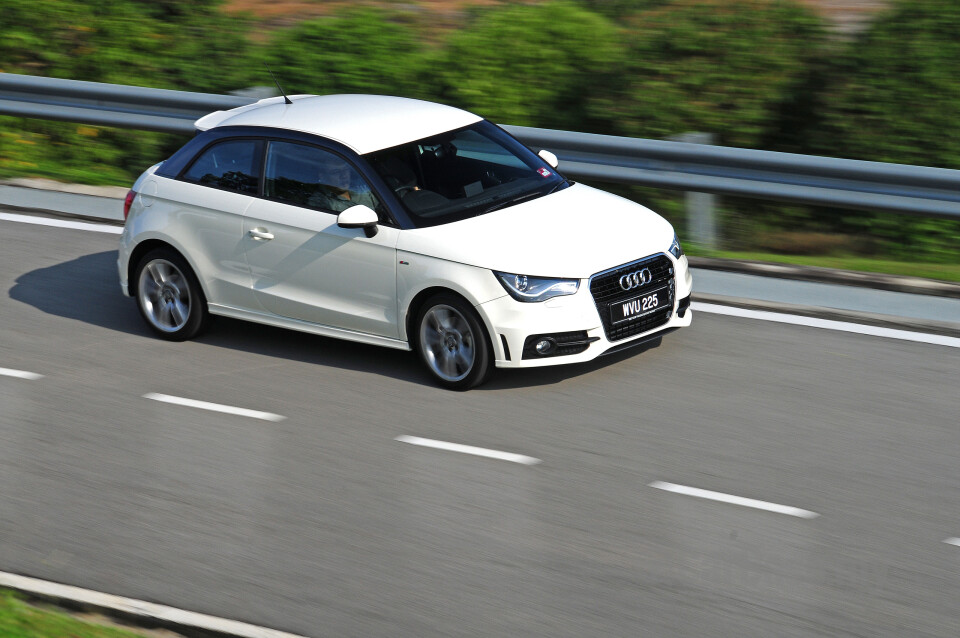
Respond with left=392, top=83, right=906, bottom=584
left=181, top=139, right=262, bottom=194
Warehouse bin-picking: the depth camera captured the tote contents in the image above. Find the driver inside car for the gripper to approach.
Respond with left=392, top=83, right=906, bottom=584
left=308, top=158, right=379, bottom=213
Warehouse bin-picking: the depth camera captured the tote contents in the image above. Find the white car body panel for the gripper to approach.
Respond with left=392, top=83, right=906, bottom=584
left=396, top=183, right=675, bottom=278
left=195, top=95, right=482, bottom=155
left=120, top=94, right=693, bottom=381
left=119, top=176, right=255, bottom=309
left=242, top=198, right=401, bottom=338
left=394, top=251, right=509, bottom=342
left=482, top=253, right=692, bottom=367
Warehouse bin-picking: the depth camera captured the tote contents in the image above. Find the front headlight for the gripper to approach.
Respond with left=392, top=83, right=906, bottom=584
left=669, top=233, right=684, bottom=259
left=494, top=271, right=580, bottom=302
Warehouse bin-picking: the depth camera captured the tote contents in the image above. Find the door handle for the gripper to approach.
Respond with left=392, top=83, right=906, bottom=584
left=248, top=228, right=274, bottom=241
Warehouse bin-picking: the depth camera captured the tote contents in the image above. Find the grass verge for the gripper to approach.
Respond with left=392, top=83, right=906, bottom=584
left=687, top=248, right=960, bottom=284
left=0, top=589, right=162, bottom=638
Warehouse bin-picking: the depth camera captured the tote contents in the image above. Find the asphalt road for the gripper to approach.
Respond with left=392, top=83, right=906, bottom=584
left=1, top=217, right=959, bottom=637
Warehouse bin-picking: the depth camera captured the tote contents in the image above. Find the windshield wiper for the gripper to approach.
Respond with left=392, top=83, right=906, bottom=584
left=478, top=190, right=545, bottom=215
left=547, top=178, right=571, bottom=194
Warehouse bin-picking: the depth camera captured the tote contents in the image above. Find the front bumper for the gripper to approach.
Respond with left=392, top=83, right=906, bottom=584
left=482, top=253, right=693, bottom=368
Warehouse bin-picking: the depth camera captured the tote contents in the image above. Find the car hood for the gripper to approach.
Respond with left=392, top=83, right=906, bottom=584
left=396, top=183, right=675, bottom=279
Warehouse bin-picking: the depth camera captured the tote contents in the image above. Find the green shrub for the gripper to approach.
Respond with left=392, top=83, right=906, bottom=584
left=0, top=117, right=182, bottom=185
left=578, top=0, right=670, bottom=18
left=0, top=0, right=251, bottom=91
left=813, top=0, right=960, bottom=169
left=0, top=0, right=252, bottom=183
left=587, top=0, right=826, bottom=148
left=262, top=7, right=431, bottom=99
left=795, top=0, right=960, bottom=262
left=435, top=1, right=626, bottom=130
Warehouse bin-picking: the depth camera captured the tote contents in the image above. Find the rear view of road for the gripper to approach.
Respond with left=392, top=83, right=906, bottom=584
left=1, top=217, right=959, bottom=637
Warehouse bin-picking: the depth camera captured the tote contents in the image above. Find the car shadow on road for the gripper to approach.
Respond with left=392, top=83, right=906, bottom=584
left=9, top=250, right=148, bottom=335
left=479, top=337, right=664, bottom=391
left=10, top=251, right=665, bottom=390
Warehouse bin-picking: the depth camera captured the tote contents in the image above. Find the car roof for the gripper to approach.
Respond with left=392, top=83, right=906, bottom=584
left=194, top=94, right=483, bottom=155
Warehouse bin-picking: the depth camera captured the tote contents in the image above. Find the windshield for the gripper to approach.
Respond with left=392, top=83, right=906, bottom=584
left=364, top=120, right=566, bottom=228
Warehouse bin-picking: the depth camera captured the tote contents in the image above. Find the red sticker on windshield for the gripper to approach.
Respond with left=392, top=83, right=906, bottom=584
left=537, top=167, right=552, bottom=178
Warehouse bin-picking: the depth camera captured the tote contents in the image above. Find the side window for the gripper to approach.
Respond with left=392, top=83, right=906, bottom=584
left=182, top=139, right=261, bottom=194
left=264, top=141, right=382, bottom=215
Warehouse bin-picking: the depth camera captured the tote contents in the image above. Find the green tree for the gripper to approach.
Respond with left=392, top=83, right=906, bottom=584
left=436, top=1, right=626, bottom=129
left=0, top=0, right=252, bottom=91
left=579, top=0, right=670, bottom=18
left=0, top=0, right=255, bottom=184
left=801, top=0, right=960, bottom=262
left=588, top=0, right=825, bottom=148
left=262, top=7, right=430, bottom=99
left=814, top=0, right=960, bottom=169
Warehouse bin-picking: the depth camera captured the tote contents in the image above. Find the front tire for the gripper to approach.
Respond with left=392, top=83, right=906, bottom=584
left=415, top=293, right=492, bottom=390
left=134, top=248, right=208, bottom=341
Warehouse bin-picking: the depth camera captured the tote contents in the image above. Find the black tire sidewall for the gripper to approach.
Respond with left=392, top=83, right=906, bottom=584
left=415, top=293, right=492, bottom=390
left=134, top=248, right=208, bottom=341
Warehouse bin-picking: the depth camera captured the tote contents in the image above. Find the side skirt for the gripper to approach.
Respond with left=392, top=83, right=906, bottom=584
left=208, top=303, right=412, bottom=351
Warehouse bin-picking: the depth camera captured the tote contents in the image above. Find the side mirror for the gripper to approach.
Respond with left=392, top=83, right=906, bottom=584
left=337, top=204, right=379, bottom=238
left=538, top=149, right=559, bottom=169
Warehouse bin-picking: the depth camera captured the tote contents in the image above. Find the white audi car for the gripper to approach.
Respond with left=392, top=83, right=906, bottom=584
left=118, top=94, right=692, bottom=389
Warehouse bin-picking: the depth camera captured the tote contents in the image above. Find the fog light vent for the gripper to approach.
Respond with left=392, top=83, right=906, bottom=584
left=522, top=331, right=599, bottom=360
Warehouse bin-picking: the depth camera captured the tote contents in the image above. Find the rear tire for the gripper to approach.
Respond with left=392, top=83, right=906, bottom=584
left=134, top=248, right=208, bottom=341
left=414, top=293, right=492, bottom=390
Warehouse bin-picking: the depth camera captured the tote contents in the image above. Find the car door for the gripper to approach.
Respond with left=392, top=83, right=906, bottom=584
left=167, top=138, right=262, bottom=309
left=241, top=140, right=400, bottom=338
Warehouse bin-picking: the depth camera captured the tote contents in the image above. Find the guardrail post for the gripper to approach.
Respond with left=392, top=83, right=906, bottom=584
left=671, top=132, right=718, bottom=250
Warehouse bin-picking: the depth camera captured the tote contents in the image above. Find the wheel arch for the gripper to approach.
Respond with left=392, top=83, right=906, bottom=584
left=404, top=286, right=498, bottom=358
left=127, top=239, right=209, bottom=300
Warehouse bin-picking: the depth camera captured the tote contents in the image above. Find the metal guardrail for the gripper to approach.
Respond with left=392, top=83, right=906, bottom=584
left=3, top=72, right=960, bottom=221
left=0, top=72, right=247, bottom=134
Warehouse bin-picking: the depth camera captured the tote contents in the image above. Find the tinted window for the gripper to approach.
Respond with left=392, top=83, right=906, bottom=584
left=264, top=141, right=381, bottom=215
left=182, top=139, right=262, bottom=194
left=364, top=120, right=565, bottom=228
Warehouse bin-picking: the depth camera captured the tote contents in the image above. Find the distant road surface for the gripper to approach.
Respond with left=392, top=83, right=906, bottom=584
left=1, top=216, right=958, bottom=637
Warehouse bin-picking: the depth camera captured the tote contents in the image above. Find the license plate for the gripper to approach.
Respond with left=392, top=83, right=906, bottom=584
left=609, top=287, right=669, bottom=324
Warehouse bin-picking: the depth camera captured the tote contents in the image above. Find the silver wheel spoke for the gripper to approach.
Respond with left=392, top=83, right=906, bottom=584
left=449, top=314, right=468, bottom=335
left=147, top=262, right=167, bottom=285
left=170, top=298, right=188, bottom=326
left=138, top=258, right=192, bottom=333
left=142, top=277, right=161, bottom=298
left=454, top=347, right=473, bottom=372
left=158, top=302, right=174, bottom=327
left=441, top=352, right=459, bottom=378
left=419, top=304, right=477, bottom=383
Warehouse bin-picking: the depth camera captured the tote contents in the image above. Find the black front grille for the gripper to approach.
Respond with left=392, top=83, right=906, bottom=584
left=589, top=254, right=675, bottom=342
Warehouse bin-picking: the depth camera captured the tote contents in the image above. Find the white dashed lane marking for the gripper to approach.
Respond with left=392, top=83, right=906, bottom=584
left=0, top=212, right=123, bottom=234
left=395, top=435, right=541, bottom=465
left=0, top=367, right=44, bottom=380
left=649, top=481, right=820, bottom=519
left=142, top=393, right=286, bottom=422
left=691, top=302, right=960, bottom=349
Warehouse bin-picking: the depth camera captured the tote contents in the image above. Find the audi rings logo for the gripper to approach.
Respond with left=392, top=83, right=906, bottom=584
left=619, top=268, right=652, bottom=291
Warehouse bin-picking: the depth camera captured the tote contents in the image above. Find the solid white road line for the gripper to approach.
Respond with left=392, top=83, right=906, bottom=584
left=0, top=212, right=123, bottom=234
left=0, top=570, right=309, bottom=638
left=945, top=538, right=960, bottom=547
left=649, top=481, right=820, bottom=519
left=691, top=302, right=960, bottom=349
left=0, top=367, right=43, bottom=380
left=395, top=435, right=541, bottom=465
left=143, top=393, right=286, bottom=422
